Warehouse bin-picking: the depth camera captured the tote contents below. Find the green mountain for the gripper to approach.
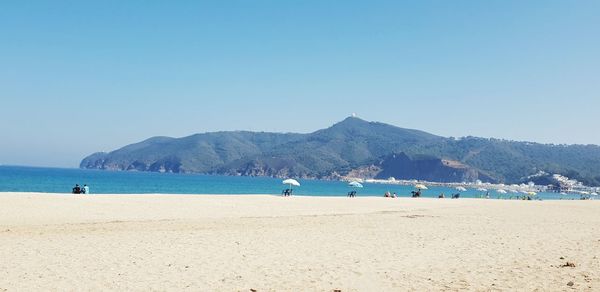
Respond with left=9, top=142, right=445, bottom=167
left=80, top=117, right=600, bottom=186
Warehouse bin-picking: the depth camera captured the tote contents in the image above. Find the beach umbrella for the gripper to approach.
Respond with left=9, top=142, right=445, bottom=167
left=455, top=186, right=467, bottom=192
left=497, top=189, right=507, bottom=194
left=282, top=178, right=300, bottom=190
left=527, top=191, right=537, bottom=196
left=348, top=181, right=363, bottom=188
left=415, top=184, right=428, bottom=190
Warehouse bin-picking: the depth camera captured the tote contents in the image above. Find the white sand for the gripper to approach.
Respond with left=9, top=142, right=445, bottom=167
left=1, top=192, right=599, bottom=291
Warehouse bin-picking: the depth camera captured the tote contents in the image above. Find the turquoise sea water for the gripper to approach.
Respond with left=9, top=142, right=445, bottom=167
left=0, top=165, right=580, bottom=200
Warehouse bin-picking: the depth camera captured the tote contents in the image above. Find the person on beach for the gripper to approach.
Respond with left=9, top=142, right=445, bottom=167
left=392, top=192, right=397, bottom=198
left=83, top=184, right=89, bottom=194
left=384, top=191, right=390, bottom=198
left=439, top=193, right=445, bottom=198
left=72, top=184, right=81, bottom=194
left=282, top=189, right=292, bottom=196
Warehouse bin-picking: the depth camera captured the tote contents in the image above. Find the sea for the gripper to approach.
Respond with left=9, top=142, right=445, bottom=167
left=0, top=165, right=580, bottom=200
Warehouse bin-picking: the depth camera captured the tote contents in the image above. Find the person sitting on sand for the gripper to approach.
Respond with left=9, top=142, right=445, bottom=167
left=384, top=191, right=390, bottom=198
left=392, top=192, right=397, bottom=198
left=83, top=184, right=89, bottom=194
left=72, top=184, right=81, bottom=194
left=439, top=193, right=445, bottom=198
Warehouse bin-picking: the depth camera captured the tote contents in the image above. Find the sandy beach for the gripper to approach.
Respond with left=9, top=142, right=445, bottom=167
left=0, top=193, right=599, bottom=291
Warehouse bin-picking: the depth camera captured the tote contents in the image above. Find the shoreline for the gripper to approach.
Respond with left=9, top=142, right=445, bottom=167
left=0, top=191, right=592, bottom=202
left=3, top=164, right=598, bottom=197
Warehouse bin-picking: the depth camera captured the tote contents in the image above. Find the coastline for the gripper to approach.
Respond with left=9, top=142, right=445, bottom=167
left=2, top=165, right=597, bottom=199
left=1, top=192, right=599, bottom=291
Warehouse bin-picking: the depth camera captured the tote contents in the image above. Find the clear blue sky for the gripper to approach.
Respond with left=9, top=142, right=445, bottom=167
left=1, top=0, right=599, bottom=167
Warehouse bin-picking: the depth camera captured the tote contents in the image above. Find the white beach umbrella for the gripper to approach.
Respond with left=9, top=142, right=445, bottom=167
left=455, top=186, right=467, bottom=192
left=415, top=184, right=428, bottom=190
left=282, top=179, right=300, bottom=190
left=348, top=181, right=363, bottom=188
left=497, top=189, right=507, bottom=194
